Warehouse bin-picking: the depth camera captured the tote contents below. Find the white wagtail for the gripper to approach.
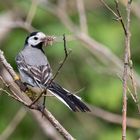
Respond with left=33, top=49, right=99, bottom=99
left=15, top=31, right=90, bottom=112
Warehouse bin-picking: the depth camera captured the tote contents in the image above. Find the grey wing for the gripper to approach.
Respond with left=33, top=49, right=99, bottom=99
left=15, top=53, right=53, bottom=88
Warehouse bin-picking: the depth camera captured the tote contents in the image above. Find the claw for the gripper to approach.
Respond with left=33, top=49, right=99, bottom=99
left=37, top=104, right=45, bottom=116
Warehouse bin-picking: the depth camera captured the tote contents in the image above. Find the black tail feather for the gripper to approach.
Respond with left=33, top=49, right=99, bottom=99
left=48, top=82, right=90, bottom=112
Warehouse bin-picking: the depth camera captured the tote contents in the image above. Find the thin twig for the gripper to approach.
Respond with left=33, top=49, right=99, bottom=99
left=100, top=0, right=118, bottom=17
left=0, top=108, right=27, bottom=140
left=90, top=105, right=140, bottom=129
left=50, top=34, right=71, bottom=82
left=117, top=74, right=137, bottom=103
left=76, top=0, right=88, bottom=34
left=115, top=0, right=127, bottom=36
left=100, top=0, right=127, bottom=35
left=122, top=1, right=132, bottom=140
left=98, top=1, right=134, bottom=139
left=26, top=0, right=38, bottom=25
left=129, top=69, right=140, bottom=113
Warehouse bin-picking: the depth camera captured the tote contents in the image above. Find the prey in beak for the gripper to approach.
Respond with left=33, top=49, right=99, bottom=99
left=41, top=36, right=55, bottom=47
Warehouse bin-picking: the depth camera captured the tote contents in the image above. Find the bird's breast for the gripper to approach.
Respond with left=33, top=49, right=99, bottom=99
left=22, top=47, right=48, bottom=66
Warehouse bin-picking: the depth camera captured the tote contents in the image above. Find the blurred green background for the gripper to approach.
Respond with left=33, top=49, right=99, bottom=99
left=0, top=0, right=140, bottom=140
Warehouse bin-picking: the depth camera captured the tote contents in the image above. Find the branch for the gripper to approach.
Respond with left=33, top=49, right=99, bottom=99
left=90, top=105, right=140, bottom=129
left=76, top=0, right=88, bottom=34
left=120, top=0, right=140, bottom=20
left=115, top=1, right=127, bottom=35
left=0, top=50, right=75, bottom=140
left=122, top=1, right=132, bottom=140
left=99, top=0, right=140, bottom=140
left=100, top=0, right=118, bottom=17
left=0, top=108, right=26, bottom=140
left=101, top=1, right=133, bottom=139
left=50, top=34, right=71, bottom=82
left=26, top=0, right=38, bottom=25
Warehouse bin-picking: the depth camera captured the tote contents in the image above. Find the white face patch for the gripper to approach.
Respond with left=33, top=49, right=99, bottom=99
left=28, top=32, right=46, bottom=46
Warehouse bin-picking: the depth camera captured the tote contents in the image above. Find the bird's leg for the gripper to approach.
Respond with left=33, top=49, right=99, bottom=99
left=40, top=90, right=47, bottom=116
left=43, top=90, right=47, bottom=110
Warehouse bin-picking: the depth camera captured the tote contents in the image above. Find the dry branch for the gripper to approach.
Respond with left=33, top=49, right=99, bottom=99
left=0, top=108, right=26, bottom=140
left=121, top=1, right=132, bottom=140
left=76, top=0, right=88, bottom=34
left=90, top=106, right=140, bottom=129
left=99, top=1, right=133, bottom=139
left=26, top=0, right=38, bottom=25
left=0, top=50, right=75, bottom=140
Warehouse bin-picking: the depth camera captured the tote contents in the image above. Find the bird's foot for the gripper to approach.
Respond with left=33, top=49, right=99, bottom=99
left=27, top=103, right=45, bottom=116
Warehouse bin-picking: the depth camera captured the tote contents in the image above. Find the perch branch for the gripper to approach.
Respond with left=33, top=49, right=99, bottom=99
left=0, top=50, right=75, bottom=140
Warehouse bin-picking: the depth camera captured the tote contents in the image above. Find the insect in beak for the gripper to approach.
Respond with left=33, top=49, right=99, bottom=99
left=43, top=36, right=55, bottom=46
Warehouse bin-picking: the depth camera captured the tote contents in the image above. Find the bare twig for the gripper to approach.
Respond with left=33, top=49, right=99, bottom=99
left=117, top=74, right=137, bottom=103
left=0, top=51, right=18, bottom=81
left=0, top=50, right=75, bottom=140
left=121, top=1, right=132, bottom=140
left=76, top=0, right=88, bottom=34
left=100, top=0, right=118, bottom=17
left=115, top=1, right=140, bottom=113
left=0, top=12, right=15, bottom=43
left=114, top=0, right=127, bottom=35
left=100, top=0, right=139, bottom=113
left=90, top=105, right=140, bottom=129
left=100, top=0, right=127, bottom=35
left=50, top=34, right=71, bottom=82
left=103, top=0, right=132, bottom=139
left=120, top=0, right=140, bottom=20
left=129, top=68, right=140, bottom=112
left=26, top=0, right=38, bottom=25
left=0, top=108, right=27, bottom=140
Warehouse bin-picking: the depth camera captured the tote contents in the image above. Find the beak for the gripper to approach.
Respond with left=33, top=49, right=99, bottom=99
left=40, top=37, right=47, bottom=43
left=40, top=37, right=48, bottom=46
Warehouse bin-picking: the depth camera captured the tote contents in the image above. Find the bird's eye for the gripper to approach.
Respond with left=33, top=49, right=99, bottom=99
left=34, top=37, right=38, bottom=40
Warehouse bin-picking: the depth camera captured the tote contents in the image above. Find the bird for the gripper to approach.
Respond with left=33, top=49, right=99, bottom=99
left=15, top=31, right=90, bottom=112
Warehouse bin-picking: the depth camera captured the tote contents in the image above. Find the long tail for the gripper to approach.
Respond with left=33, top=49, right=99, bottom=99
left=48, top=82, right=90, bottom=112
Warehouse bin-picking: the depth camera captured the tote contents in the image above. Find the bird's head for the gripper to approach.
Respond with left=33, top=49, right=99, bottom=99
left=25, top=32, right=47, bottom=47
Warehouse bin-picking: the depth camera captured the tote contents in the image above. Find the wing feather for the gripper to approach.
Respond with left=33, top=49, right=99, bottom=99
left=16, top=53, right=52, bottom=88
